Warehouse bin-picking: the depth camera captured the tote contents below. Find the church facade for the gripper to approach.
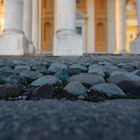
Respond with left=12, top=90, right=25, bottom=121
left=0, top=0, right=139, bottom=56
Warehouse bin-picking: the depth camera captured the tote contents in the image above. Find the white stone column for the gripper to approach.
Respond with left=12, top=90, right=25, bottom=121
left=23, top=0, right=35, bottom=54
left=115, top=0, right=126, bottom=54
left=0, top=0, right=28, bottom=55
left=87, top=0, right=95, bottom=53
left=32, top=0, right=39, bottom=52
left=136, top=0, right=140, bottom=33
left=55, top=0, right=76, bottom=33
left=130, top=0, right=140, bottom=53
left=54, top=0, right=83, bottom=56
left=23, top=0, right=32, bottom=40
left=4, top=0, right=23, bottom=33
left=107, top=0, right=116, bottom=53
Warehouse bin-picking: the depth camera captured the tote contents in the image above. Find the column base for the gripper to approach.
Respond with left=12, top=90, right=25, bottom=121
left=115, top=49, right=126, bottom=54
left=54, top=32, right=83, bottom=56
left=24, top=41, right=36, bottom=55
left=130, top=36, right=140, bottom=54
left=0, top=32, right=28, bottom=55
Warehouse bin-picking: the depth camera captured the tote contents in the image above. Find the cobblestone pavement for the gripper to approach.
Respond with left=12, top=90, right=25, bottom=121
left=0, top=99, right=140, bottom=140
left=0, top=55, right=140, bottom=100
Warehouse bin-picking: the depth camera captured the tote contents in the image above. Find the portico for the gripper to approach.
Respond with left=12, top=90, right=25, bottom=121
left=0, top=0, right=139, bottom=56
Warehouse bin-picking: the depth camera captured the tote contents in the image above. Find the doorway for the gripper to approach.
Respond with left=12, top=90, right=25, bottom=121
left=41, top=0, right=54, bottom=54
left=95, top=0, right=108, bottom=52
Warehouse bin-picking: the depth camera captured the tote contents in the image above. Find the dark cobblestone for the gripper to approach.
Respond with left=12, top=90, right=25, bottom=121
left=0, top=100, right=140, bottom=140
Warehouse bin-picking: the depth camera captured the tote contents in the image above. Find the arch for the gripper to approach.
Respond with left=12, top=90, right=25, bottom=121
left=97, top=23, right=104, bottom=42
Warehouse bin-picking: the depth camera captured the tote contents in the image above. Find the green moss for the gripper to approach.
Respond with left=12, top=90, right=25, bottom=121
left=53, top=85, right=78, bottom=100
left=110, top=95, right=140, bottom=100
left=0, top=79, right=5, bottom=84
left=104, top=72, right=110, bottom=82
left=54, top=81, right=68, bottom=89
left=82, top=83, right=92, bottom=89
left=85, top=89, right=108, bottom=102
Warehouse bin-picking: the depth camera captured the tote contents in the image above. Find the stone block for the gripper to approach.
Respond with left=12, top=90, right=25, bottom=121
left=54, top=32, right=83, bottom=56
left=0, top=32, right=28, bottom=55
left=130, top=36, right=140, bottom=54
